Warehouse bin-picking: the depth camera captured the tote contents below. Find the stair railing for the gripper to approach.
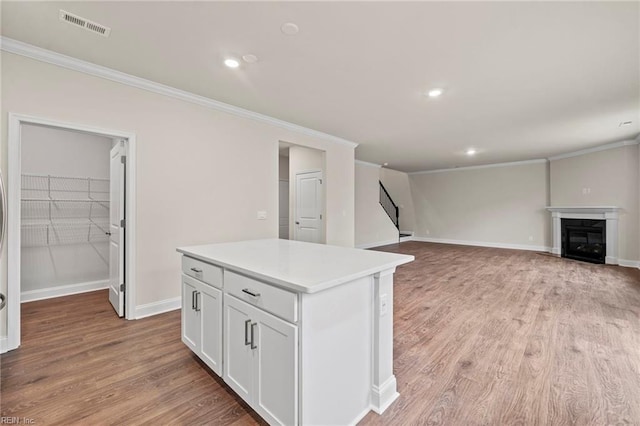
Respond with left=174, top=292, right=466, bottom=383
left=379, top=181, right=399, bottom=230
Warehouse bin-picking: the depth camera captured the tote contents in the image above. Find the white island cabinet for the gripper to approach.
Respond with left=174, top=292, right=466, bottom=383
left=177, top=239, right=413, bottom=426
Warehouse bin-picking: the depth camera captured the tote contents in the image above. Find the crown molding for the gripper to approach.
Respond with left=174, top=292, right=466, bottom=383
left=548, top=139, right=639, bottom=161
left=0, top=36, right=358, bottom=149
left=409, top=158, right=548, bottom=175
left=355, top=159, right=381, bottom=168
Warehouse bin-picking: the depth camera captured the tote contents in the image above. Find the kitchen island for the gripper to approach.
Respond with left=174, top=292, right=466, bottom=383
left=176, top=239, right=413, bottom=426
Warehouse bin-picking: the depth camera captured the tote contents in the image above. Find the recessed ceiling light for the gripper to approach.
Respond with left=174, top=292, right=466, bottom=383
left=427, top=88, right=443, bottom=98
left=281, top=22, right=299, bottom=35
left=242, top=54, right=258, bottom=63
left=619, top=121, right=632, bottom=127
left=383, top=162, right=389, bottom=166
left=224, top=58, right=240, bottom=68
left=466, top=148, right=476, bottom=156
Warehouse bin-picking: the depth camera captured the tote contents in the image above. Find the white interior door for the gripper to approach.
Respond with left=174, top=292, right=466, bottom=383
left=294, top=171, right=323, bottom=243
left=109, top=142, right=125, bottom=317
left=279, top=180, right=289, bottom=239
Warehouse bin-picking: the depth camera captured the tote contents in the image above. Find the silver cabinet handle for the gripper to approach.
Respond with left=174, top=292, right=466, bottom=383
left=194, top=292, right=201, bottom=312
left=244, top=319, right=251, bottom=345
left=191, top=290, right=197, bottom=310
left=242, top=288, right=260, bottom=298
left=190, top=267, right=202, bottom=273
left=250, top=322, right=257, bottom=349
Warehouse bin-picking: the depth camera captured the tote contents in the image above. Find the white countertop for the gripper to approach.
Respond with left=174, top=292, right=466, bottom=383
left=177, top=239, right=414, bottom=294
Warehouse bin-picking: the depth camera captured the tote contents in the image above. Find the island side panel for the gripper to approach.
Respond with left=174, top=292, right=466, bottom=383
left=372, top=267, right=399, bottom=413
left=299, top=276, right=373, bottom=426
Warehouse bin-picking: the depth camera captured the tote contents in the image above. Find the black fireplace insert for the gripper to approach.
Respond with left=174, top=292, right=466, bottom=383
left=561, top=219, right=606, bottom=264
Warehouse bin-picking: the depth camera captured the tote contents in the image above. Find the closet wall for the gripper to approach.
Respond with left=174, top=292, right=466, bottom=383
left=21, top=124, right=112, bottom=300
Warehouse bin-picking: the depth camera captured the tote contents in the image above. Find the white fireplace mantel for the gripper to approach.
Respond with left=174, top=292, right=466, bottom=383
left=546, top=206, right=620, bottom=264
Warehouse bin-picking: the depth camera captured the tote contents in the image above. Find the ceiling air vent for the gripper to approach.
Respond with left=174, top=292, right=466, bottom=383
left=59, top=10, right=111, bottom=37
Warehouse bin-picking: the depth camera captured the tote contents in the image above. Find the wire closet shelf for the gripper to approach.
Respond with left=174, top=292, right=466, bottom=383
left=21, top=174, right=110, bottom=247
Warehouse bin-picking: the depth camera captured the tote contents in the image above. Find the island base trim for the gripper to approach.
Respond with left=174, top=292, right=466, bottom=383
left=371, top=375, right=399, bottom=414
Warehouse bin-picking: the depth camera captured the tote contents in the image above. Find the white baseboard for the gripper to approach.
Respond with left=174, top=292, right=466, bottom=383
left=0, top=336, right=8, bottom=354
left=135, top=297, right=181, bottom=319
left=618, top=259, right=640, bottom=269
left=371, top=376, right=400, bottom=414
left=21, top=279, right=109, bottom=303
left=349, top=405, right=375, bottom=426
left=356, top=238, right=400, bottom=249
left=411, top=236, right=550, bottom=253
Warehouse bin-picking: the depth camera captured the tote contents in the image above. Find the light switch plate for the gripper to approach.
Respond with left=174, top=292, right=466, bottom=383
left=257, top=211, right=267, bottom=220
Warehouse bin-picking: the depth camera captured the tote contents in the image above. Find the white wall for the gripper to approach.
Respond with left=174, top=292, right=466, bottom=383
left=278, top=154, right=289, bottom=181
left=279, top=154, right=290, bottom=239
left=21, top=125, right=112, bottom=177
left=355, top=162, right=399, bottom=248
left=288, top=145, right=326, bottom=242
left=21, top=125, right=112, bottom=294
left=380, top=167, right=415, bottom=233
left=409, top=161, right=551, bottom=250
left=1, top=51, right=355, bottom=335
left=550, top=144, right=639, bottom=262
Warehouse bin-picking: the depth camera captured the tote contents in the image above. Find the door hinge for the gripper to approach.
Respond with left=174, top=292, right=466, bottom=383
left=121, top=156, right=126, bottom=164
left=319, top=179, right=322, bottom=184
left=120, top=219, right=126, bottom=228
left=120, top=283, right=125, bottom=292
left=320, top=214, right=322, bottom=219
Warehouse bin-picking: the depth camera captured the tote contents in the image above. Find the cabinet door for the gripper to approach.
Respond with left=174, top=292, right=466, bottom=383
left=253, top=308, right=298, bottom=426
left=199, top=283, right=223, bottom=376
left=223, top=295, right=254, bottom=403
left=181, top=276, right=200, bottom=352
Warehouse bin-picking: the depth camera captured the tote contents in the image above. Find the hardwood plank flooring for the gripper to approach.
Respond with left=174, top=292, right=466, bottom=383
left=2, top=242, right=639, bottom=425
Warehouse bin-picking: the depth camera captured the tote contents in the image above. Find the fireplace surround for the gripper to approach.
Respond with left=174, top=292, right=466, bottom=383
left=546, top=206, right=620, bottom=265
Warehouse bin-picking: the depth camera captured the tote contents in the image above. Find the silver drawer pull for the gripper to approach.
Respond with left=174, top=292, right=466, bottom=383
left=190, top=267, right=202, bottom=273
left=242, top=288, right=260, bottom=298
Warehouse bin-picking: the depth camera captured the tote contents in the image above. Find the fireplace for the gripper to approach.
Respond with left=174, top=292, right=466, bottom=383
left=561, top=219, right=606, bottom=264
left=547, top=206, right=619, bottom=265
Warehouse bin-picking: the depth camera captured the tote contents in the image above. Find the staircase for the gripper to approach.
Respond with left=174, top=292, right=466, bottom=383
left=379, top=180, right=400, bottom=228
left=379, top=181, right=412, bottom=241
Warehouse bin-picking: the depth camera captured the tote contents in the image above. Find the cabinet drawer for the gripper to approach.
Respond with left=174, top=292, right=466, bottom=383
left=225, top=271, right=297, bottom=323
left=182, top=256, right=222, bottom=289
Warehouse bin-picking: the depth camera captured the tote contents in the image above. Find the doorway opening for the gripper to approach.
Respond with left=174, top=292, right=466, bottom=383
left=5, top=114, right=137, bottom=353
left=278, top=142, right=326, bottom=244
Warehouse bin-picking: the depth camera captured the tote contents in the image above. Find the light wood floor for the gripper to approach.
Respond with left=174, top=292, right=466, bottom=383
left=2, top=242, right=639, bottom=425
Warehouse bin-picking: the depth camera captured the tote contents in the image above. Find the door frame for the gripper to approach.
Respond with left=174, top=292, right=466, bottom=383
left=293, top=169, right=324, bottom=243
left=5, top=113, right=138, bottom=352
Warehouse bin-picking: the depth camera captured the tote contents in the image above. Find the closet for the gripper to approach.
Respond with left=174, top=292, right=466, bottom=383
left=20, top=124, right=114, bottom=304
left=21, top=174, right=109, bottom=247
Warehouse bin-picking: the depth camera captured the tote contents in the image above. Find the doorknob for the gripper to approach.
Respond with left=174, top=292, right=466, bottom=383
left=295, top=221, right=300, bottom=225
left=0, top=293, right=5, bottom=311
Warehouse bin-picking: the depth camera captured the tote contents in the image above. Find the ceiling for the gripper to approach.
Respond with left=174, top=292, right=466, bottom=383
left=2, top=1, right=638, bottom=172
